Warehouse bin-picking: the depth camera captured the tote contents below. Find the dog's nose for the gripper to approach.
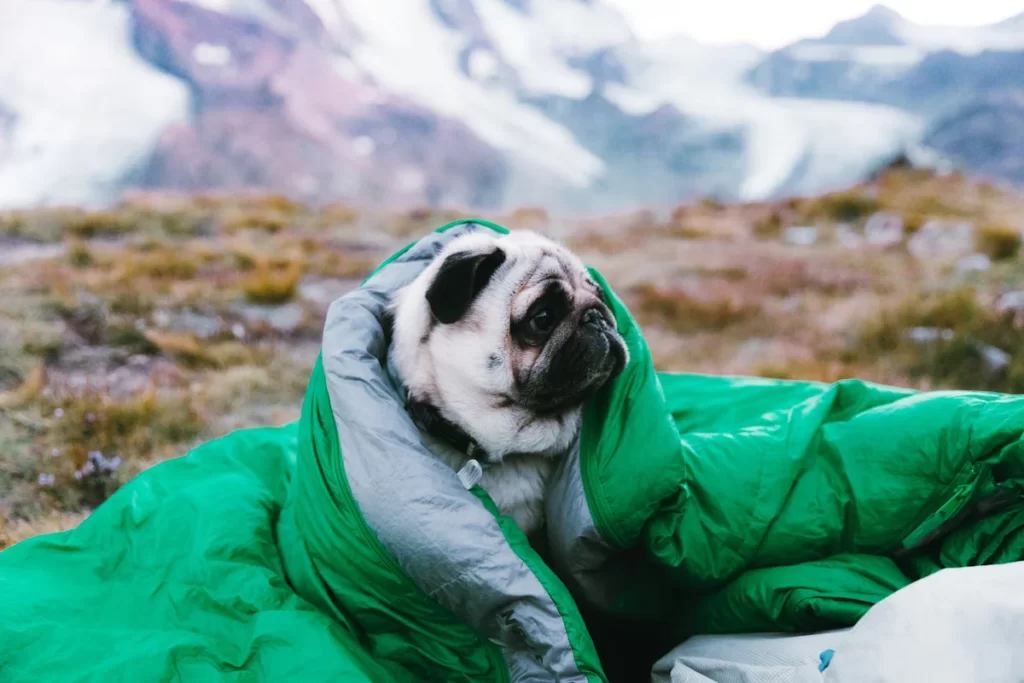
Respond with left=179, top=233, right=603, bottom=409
left=582, top=308, right=605, bottom=328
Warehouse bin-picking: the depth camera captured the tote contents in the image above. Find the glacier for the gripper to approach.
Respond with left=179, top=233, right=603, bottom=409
left=0, top=0, right=191, bottom=210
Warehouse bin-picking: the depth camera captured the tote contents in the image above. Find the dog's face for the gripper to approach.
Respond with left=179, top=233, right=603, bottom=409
left=389, top=230, right=629, bottom=460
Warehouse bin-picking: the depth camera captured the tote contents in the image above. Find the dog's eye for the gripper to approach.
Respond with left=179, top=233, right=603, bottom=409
left=529, top=308, right=556, bottom=334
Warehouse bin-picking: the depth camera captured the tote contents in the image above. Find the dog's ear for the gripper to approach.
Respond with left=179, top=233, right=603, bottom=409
left=426, top=246, right=507, bottom=324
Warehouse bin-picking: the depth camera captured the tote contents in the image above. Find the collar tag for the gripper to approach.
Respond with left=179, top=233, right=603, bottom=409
left=457, top=459, right=484, bottom=490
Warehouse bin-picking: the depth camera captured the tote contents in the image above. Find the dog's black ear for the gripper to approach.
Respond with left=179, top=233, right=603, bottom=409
left=426, top=247, right=507, bottom=324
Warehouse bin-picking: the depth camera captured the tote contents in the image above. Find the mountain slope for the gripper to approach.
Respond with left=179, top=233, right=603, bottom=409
left=0, top=0, right=1011, bottom=213
left=924, top=92, right=1024, bottom=184
left=336, top=0, right=608, bottom=190
left=745, top=5, right=1024, bottom=187
left=129, top=0, right=510, bottom=208
left=747, top=5, right=1024, bottom=103
left=612, top=35, right=921, bottom=200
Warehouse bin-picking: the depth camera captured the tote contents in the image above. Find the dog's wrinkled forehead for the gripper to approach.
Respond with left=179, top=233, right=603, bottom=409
left=514, top=263, right=594, bottom=322
left=502, top=233, right=590, bottom=306
left=405, top=228, right=605, bottom=338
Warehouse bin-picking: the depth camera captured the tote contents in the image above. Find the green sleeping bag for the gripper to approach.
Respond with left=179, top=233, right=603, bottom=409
left=1, top=220, right=1022, bottom=682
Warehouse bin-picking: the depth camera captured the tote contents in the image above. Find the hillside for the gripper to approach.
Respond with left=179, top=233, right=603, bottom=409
left=7, top=0, right=1022, bottom=214
left=2, top=168, right=1024, bottom=545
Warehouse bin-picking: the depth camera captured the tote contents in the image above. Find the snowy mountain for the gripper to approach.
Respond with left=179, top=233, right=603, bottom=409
left=608, top=35, right=921, bottom=201
left=748, top=5, right=1024, bottom=105
left=0, top=0, right=1012, bottom=213
left=746, top=5, right=1024, bottom=189
left=924, top=92, right=1024, bottom=184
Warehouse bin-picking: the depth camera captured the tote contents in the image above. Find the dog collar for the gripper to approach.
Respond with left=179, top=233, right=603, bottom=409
left=407, top=400, right=490, bottom=463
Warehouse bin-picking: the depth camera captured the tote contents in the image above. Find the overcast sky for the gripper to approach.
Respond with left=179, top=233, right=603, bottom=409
left=608, top=1, right=1024, bottom=50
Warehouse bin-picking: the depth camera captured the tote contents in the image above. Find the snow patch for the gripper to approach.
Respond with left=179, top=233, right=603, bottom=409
left=352, top=136, right=375, bottom=156
left=623, top=35, right=763, bottom=89
left=177, top=0, right=231, bottom=11
left=468, top=0, right=635, bottom=99
left=471, top=0, right=592, bottom=98
left=396, top=166, right=426, bottom=192
left=788, top=44, right=925, bottom=67
left=602, top=83, right=662, bottom=116
left=355, top=87, right=381, bottom=106
left=333, top=56, right=362, bottom=82
left=769, top=97, right=923, bottom=196
left=193, top=42, right=232, bottom=66
left=303, top=0, right=350, bottom=42
left=896, top=18, right=1024, bottom=54
left=786, top=10, right=1024, bottom=67
left=619, top=36, right=921, bottom=200
left=178, top=0, right=311, bottom=39
left=466, top=47, right=500, bottom=82
left=0, top=0, right=191, bottom=209
left=341, top=0, right=604, bottom=188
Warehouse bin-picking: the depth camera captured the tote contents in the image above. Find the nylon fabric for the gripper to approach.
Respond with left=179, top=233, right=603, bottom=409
left=313, top=222, right=601, bottom=681
left=639, top=372, right=1024, bottom=635
left=2, top=220, right=1024, bottom=682
left=0, top=426, right=391, bottom=682
left=824, top=561, right=1024, bottom=682
left=651, top=630, right=843, bottom=683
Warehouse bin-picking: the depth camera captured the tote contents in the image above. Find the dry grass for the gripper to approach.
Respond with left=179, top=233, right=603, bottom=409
left=0, top=510, right=89, bottom=550
left=115, top=248, right=199, bottom=280
left=0, top=366, right=47, bottom=410
left=36, top=387, right=204, bottom=508
left=66, top=239, right=96, bottom=268
left=142, top=330, right=268, bottom=369
left=805, top=190, right=882, bottom=223
left=902, top=211, right=928, bottom=235
left=975, top=222, right=1022, bottom=261
left=0, top=195, right=395, bottom=533
left=754, top=360, right=858, bottom=384
left=662, top=222, right=718, bottom=240
left=566, top=231, right=632, bottom=255
left=747, top=257, right=871, bottom=297
left=44, top=387, right=203, bottom=453
left=243, top=260, right=304, bottom=304
left=507, top=207, right=549, bottom=228
left=631, top=283, right=762, bottom=333
left=853, top=288, right=1024, bottom=393
left=64, top=210, right=138, bottom=239
left=2, top=166, right=1024, bottom=545
left=220, top=211, right=291, bottom=235
left=385, top=208, right=471, bottom=238
left=315, top=202, right=361, bottom=227
left=752, top=210, right=784, bottom=240
left=306, top=246, right=377, bottom=280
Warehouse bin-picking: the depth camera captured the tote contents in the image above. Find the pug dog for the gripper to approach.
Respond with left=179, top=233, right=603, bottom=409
left=388, top=230, right=629, bottom=536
